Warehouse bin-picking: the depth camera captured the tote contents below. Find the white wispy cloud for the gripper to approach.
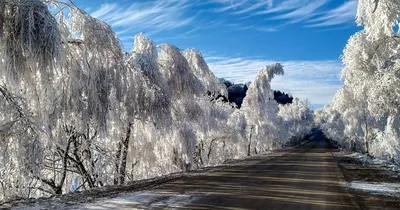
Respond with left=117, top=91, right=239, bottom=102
left=215, top=1, right=247, bottom=12
left=88, top=0, right=356, bottom=42
left=231, top=1, right=270, bottom=15
left=269, top=0, right=328, bottom=21
left=90, top=0, right=197, bottom=34
left=206, top=56, right=343, bottom=105
left=255, top=0, right=304, bottom=15
left=211, top=0, right=357, bottom=30
left=306, top=0, right=357, bottom=28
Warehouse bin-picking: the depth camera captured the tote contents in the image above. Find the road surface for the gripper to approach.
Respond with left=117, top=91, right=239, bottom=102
left=76, top=134, right=363, bottom=210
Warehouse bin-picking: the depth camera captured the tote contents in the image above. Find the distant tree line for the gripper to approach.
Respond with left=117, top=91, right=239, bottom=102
left=217, top=78, right=293, bottom=108
left=273, top=90, right=293, bottom=105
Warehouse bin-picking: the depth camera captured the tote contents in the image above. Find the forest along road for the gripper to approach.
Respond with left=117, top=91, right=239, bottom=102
left=71, top=133, right=370, bottom=210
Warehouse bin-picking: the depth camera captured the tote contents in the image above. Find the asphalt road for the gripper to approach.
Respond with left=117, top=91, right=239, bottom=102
left=76, top=133, right=363, bottom=210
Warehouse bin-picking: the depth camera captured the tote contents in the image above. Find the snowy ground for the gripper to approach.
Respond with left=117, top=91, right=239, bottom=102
left=347, top=181, right=400, bottom=196
left=74, top=192, right=199, bottom=209
left=10, top=192, right=200, bottom=210
left=347, top=152, right=400, bottom=173
left=333, top=150, right=400, bottom=199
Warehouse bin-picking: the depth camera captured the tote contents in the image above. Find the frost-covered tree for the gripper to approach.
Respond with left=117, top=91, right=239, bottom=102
left=319, top=0, right=400, bottom=163
left=278, top=98, right=313, bottom=145
left=0, top=86, right=41, bottom=201
left=0, top=0, right=127, bottom=198
left=184, top=49, right=228, bottom=97
left=241, top=64, right=288, bottom=154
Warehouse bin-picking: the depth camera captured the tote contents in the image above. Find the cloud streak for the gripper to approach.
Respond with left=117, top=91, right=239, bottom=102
left=88, top=0, right=357, bottom=43
left=211, top=0, right=357, bottom=30
left=90, top=0, right=197, bottom=35
left=269, top=0, right=328, bottom=21
left=306, top=0, right=357, bottom=27
left=206, top=56, right=343, bottom=105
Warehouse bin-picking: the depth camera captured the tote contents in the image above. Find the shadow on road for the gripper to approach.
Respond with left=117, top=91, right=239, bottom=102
left=80, top=134, right=378, bottom=210
left=149, top=136, right=355, bottom=209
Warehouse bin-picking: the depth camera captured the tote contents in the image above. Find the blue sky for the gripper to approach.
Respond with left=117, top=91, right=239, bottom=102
left=75, top=0, right=360, bottom=109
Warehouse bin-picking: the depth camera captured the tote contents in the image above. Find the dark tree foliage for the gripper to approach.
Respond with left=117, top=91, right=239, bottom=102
left=227, top=84, right=247, bottom=108
left=273, top=90, right=293, bottom=105
left=218, top=78, right=293, bottom=108
left=206, top=91, right=229, bottom=103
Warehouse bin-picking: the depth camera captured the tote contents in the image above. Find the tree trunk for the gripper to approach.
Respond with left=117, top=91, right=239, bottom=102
left=118, top=122, right=133, bottom=185
left=363, top=110, right=370, bottom=155
left=248, top=125, right=254, bottom=156
left=114, top=142, right=122, bottom=185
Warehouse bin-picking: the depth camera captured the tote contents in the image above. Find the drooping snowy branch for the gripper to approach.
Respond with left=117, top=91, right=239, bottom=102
left=0, top=0, right=61, bottom=82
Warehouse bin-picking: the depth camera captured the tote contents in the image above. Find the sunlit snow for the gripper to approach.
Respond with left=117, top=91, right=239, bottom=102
left=347, top=181, right=400, bottom=195
left=76, top=192, right=199, bottom=210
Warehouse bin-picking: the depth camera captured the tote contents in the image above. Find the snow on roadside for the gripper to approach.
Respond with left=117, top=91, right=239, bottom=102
left=10, top=192, right=200, bottom=210
left=347, top=152, right=400, bottom=173
left=347, top=181, right=400, bottom=196
left=334, top=150, right=400, bottom=197
left=73, top=192, right=199, bottom=210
